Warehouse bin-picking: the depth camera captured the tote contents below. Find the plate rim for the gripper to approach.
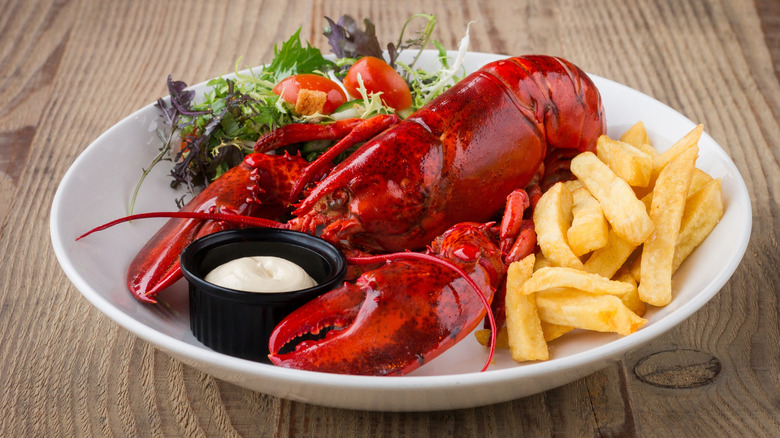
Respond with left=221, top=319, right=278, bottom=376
left=49, top=50, right=753, bottom=409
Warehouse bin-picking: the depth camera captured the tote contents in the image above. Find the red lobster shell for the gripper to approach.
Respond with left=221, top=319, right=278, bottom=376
left=110, top=54, right=605, bottom=376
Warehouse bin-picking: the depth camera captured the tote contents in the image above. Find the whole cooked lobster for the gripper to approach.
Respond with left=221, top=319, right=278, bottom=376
left=84, top=54, right=605, bottom=375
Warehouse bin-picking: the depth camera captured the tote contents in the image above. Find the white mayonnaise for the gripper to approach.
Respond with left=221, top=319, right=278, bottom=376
left=204, top=256, right=316, bottom=293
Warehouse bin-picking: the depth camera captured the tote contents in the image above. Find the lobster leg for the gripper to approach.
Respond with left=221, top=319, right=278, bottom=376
left=480, top=188, right=537, bottom=330
left=287, top=114, right=400, bottom=204
left=253, top=118, right=363, bottom=153
left=126, top=152, right=308, bottom=302
left=268, top=222, right=506, bottom=375
left=504, top=221, right=536, bottom=264
left=499, top=190, right=530, bottom=254
left=498, top=188, right=538, bottom=265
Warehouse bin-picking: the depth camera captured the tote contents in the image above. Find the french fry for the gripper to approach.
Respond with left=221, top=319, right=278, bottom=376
left=638, top=146, right=698, bottom=305
left=639, top=168, right=712, bottom=208
left=567, top=183, right=609, bottom=256
left=630, top=168, right=718, bottom=283
left=535, top=290, right=647, bottom=335
left=474, top=321, right=574, bottom=348
left=636, top=142, right=659, bottom=159
left=619, top=121, right=649, bottom=149
left=533, top=182, right=583, bottom=269
left=636, top=124, right=703, bottom=198
left=653, top=125, right=703, bottom=174
left=520, top=266, right=634, bottom=296
left=673, top=178, right=723, bottom=272
left=613, top=268, right=646, bottom=317
left=474, top=328, right=509, bottom=349
left=570, top=152, right=654, bottom=246
left=596, top=135, right=653, bottom=187
left=564, top=179, right=583, bottom=192
left=533, top=251, right=554, bottom=271
left=505, top=255, right=548, bottom=362
left=626, top=192, right=653, bottom=283
left=583, top=229, right=638, bottom=279
left=688, top=168, right=714, bottom=197
left=541, top=322, right=574, bottom=342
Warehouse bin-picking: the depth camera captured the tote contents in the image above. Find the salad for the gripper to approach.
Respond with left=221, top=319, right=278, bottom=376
left=132, top=14, right=470, bottom=212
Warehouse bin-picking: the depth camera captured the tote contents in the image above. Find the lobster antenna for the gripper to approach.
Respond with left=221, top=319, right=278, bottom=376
left=75, top=212, right=288, bottom=241
left=347, top=252, right=497, bottom=372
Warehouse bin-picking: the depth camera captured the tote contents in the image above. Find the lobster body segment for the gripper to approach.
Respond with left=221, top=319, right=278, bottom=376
left=268, top=222, right=506, bottom=375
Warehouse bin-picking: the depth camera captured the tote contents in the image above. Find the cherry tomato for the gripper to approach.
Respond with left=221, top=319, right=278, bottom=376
left=272, top=74, right=347, bottom=115
left=343, top=57, right=412, bottom=111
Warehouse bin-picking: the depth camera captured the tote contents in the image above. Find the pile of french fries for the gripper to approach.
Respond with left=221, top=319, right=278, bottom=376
left=475, top=122, right=724, bottom=362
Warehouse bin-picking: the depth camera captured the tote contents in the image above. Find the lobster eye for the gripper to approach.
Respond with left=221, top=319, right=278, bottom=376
left=326, top=189, right=349, bottom=211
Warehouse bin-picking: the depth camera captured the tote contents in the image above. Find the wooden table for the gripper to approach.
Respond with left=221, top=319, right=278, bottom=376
left=2, top=0, right=778, bottom=435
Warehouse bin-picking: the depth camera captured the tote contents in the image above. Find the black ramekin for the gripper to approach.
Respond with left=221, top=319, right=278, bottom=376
left=179, top=228, right=347, bottom=363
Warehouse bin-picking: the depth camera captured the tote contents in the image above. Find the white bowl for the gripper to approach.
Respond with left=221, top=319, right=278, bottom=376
left=50, top=51, right=751, bottom=411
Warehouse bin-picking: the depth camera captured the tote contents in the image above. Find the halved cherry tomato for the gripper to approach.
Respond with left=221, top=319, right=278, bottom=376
left=272, top=74, right=347, bottom=115
left=343, top=57, right=412, bottom=111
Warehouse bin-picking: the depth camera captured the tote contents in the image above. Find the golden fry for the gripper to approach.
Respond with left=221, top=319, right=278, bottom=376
left=640, top=168, right=712, bottom=208
left=688, top=168, right=714, bottom=197
left=475, top=322, right=572, bottom=350
left=636, top=142, right=659, bottom=159
left=533, top=182, right=583, bottom=269
left=564, top=179, right=583, bottom=192
left=541, top=322, right=574, bottom=342
left=583, top=228, right=638, bottom=280
left=571, top=152, right=654, bottom=246
left=474, top=328, right=509, bottom=349
left=505, top=255, right=548, bottom=362
left=520, top=266, right=634, bottom=296
left=533, top=251, right=554, bottom=271
left=596, top=135, right=653, bottom=187
left=613, top=268, right=646, bottom=317
left=673, top=178, right=723, bottom=272
left=567, top=183, right=609, bottom=256
left=639, top=124, right=703, bottom=196
left=619, top=121, right=649, bottom=149
left=535, top=290, right=647, bottom=335
left=639, top=146, right=698, bottom=306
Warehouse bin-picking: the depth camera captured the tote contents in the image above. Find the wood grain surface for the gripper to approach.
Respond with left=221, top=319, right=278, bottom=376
left=1, top=0, right=778, bottom=436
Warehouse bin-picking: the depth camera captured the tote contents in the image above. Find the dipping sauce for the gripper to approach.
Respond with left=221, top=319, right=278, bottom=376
left=204, top=256, right=317, bottom=293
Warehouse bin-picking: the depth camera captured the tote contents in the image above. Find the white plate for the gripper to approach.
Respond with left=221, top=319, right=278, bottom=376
left=50, top=51, right=751, bottom=411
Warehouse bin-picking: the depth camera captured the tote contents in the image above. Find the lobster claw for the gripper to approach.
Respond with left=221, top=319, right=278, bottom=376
left=126, top=152, right=308, bottom=302
left=268, top=222, right=506, bottom=375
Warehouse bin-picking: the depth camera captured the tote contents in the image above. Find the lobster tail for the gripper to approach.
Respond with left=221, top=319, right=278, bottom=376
left=481, top=55, right=606, bottom=188
left=481, top=55, right=605, bottom=154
